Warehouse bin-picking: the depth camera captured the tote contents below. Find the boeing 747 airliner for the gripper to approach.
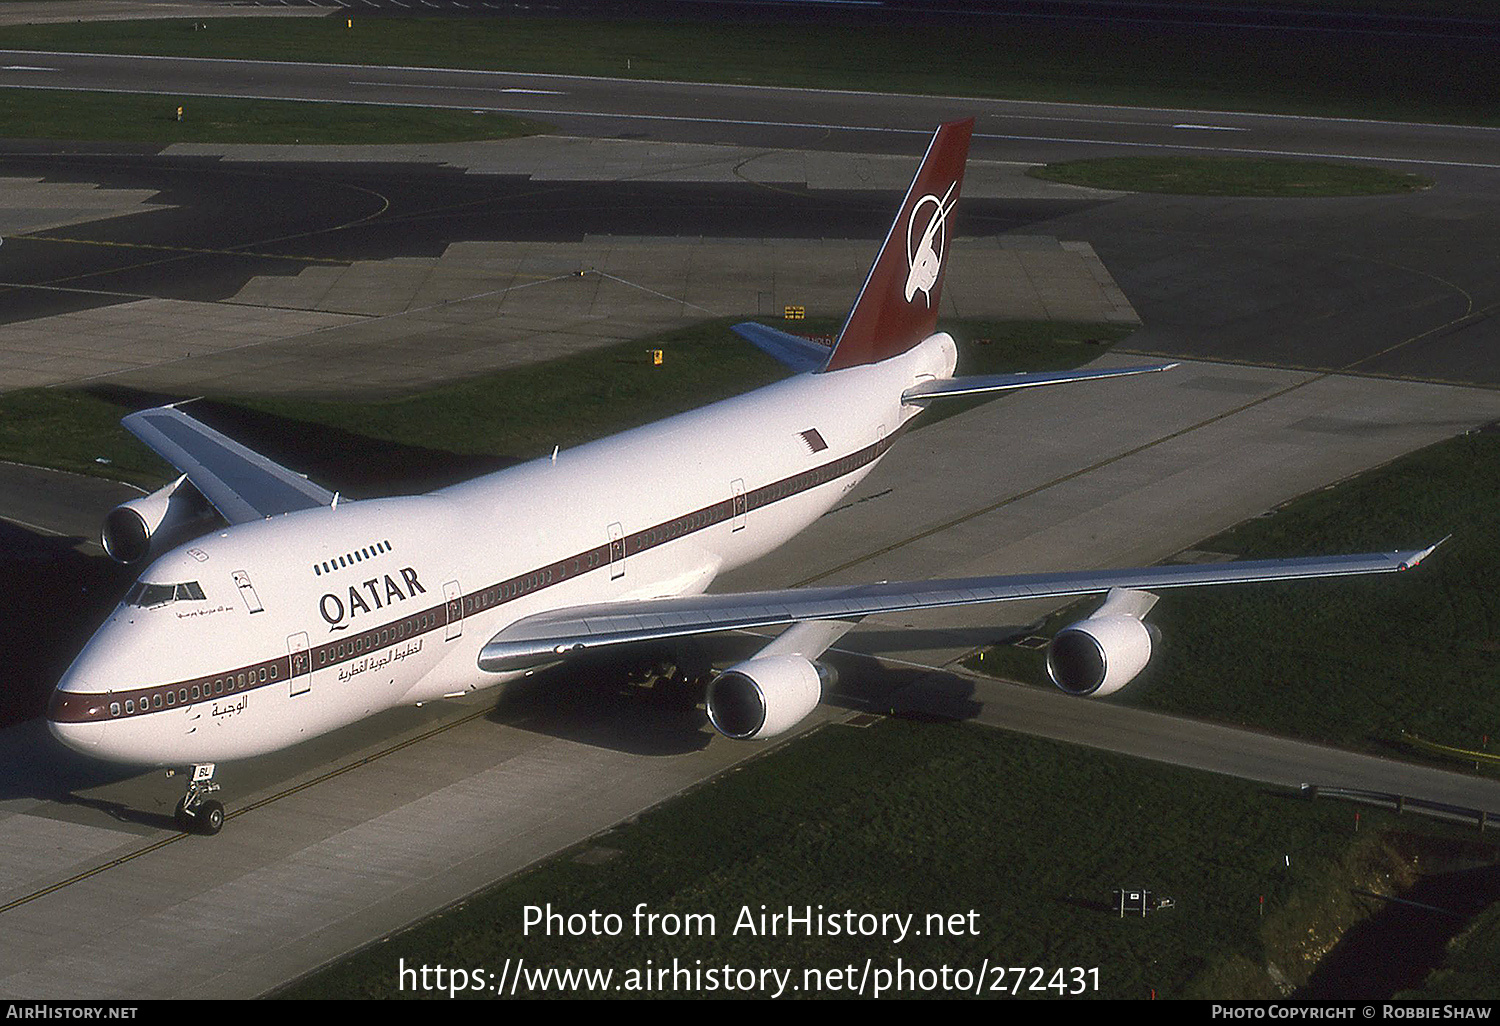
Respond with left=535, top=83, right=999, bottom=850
left=47, top=120, right=1440, bottom=834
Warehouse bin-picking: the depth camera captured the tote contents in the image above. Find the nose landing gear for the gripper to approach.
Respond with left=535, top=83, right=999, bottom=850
left=174, top=763, right=225, bottom=835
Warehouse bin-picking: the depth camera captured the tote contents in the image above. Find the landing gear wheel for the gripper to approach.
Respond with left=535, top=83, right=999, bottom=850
left=174, top=763, right=224, bottom=835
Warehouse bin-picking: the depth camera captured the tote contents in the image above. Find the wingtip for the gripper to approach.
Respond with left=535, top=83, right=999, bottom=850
left=1129, top=362, right=1178, bottom=376
left=1399, top=534, right=1451, bottom=570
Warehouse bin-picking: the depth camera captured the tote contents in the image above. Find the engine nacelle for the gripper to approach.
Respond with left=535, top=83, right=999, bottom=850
left=705, top=654, right=829, bottom=740
left=101, top=475, right=210, bottom=564
left=1046, top=613, right=1154, bottom=698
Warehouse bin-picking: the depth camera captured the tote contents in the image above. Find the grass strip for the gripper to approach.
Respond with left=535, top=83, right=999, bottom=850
left=1029, top=157, right=1432, bottom=197
left=0, top=87, right=546, bottom=144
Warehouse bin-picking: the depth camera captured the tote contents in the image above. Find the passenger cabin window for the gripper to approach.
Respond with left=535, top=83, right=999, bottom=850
left=125, top=581, right=206, bottom=607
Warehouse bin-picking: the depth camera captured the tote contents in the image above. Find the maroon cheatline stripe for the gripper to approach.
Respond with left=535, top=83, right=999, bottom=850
left=49, top=429, right=901, bottom=725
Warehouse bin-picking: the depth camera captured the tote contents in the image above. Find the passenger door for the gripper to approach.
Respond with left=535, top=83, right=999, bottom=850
left=444, top=580, right=463, bottom=641
left=287, top=632, right=311, bottom=697
left=608, top=522, right=625, bottom=580
left=731, top=479, right=747, bottom=532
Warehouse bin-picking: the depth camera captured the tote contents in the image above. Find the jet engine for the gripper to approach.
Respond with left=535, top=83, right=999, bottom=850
left=101, top=475, right=212, bottom=564
left=705, top=654, right=832, bottom=740
left=1045, top=588, right=1159, bottom=698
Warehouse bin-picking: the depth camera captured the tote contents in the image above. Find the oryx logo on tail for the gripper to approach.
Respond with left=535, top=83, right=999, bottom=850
left=820, top=117, right=973, bottom=372
left=904, top=182, right=956, bottom=307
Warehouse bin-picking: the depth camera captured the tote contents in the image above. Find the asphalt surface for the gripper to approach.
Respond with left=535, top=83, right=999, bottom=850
left=0, top=150, right=1101, bottom=327
left=2, top=55, right=1498, bottom=384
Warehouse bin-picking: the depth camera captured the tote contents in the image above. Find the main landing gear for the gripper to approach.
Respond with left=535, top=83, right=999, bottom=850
left=174, top=763, right=225, bottom=836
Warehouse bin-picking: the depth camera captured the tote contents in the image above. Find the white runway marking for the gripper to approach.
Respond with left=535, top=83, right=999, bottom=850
left=349, top=80, right=566, bottom=95
left=1172, top=124, right=1250, bottom=132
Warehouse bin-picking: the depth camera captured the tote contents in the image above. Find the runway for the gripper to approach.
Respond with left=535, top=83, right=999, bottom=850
left=0, top=39, right=1498, bottom=999
left=5, top=50, right=1500, bottom=168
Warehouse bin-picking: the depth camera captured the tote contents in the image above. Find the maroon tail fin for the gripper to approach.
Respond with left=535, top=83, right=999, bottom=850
left=822, top=118, right=973, bottom=372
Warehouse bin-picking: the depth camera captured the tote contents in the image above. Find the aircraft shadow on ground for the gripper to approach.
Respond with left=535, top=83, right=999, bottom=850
left=484, top=645, right=719, bottom=757
left=50, top=789, right=181, bottom=831
left=837, top=624, right=1035, bottom=658
left=0, top=519, right=177, bottom=809
left=0, top=521, right=133, bottom=732
left=482, top=634, right=988, bottom=755
left=84, top=385, right=525, bottom=495
left=0, top=718, right=143, bottom=805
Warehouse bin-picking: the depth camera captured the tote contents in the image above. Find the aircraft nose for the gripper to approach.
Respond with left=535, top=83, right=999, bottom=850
left=46, top=687, right=110, bottom=751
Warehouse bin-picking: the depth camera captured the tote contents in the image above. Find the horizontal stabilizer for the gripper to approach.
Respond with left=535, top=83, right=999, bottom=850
left=478, top=545, right=1438, bottom=671
left=902, top=362, right=1178, bottom=403
left=731, top=321, right=832, bottom=373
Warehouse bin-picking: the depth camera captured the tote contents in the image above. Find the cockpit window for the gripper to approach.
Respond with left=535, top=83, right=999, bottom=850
left=126, top=581, right=206, bottom=607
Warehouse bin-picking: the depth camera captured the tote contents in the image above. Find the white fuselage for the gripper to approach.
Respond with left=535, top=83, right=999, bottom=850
left=48, top=335, right=958, bottom=766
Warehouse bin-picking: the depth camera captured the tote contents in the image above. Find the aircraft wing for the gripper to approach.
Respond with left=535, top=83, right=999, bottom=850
left=478, top=543, right=1442, bottom=670
left=121, top=405, right=335, bottom=524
